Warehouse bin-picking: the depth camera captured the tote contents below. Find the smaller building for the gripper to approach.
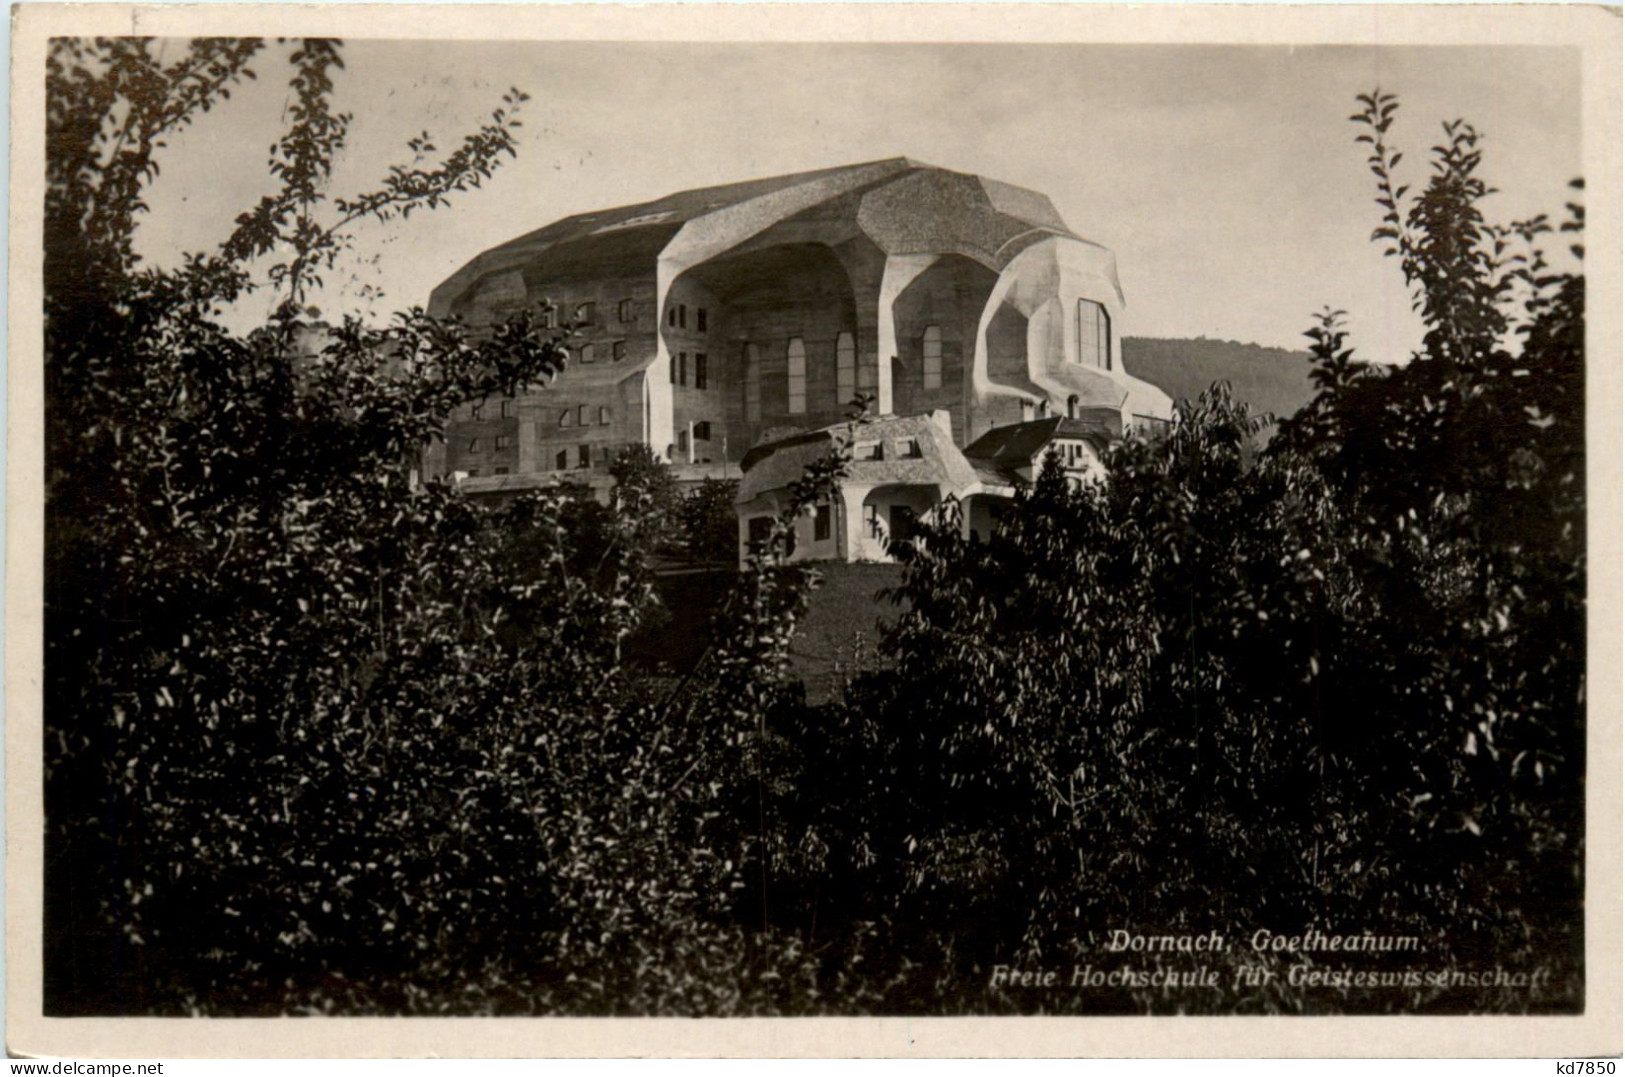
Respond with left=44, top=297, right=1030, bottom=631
left=962, top=412, right=1119, bottom=489
left=735, top=410, right=1119, bottom=563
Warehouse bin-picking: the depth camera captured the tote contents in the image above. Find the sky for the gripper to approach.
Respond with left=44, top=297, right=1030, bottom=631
left=133, top=39, right=1582, bottom=360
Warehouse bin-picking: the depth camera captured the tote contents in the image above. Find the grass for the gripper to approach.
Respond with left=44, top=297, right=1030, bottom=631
left=627, top=560, right=906, bottom=704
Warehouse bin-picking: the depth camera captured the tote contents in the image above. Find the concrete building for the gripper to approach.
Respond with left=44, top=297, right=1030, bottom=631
left=423, top=158, right=1173, bottom=495
left=736, top=409, right=1129, bottom=564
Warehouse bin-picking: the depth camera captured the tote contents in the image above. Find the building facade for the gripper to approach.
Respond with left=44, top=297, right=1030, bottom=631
left=423, top=158, right=1173, bottom=495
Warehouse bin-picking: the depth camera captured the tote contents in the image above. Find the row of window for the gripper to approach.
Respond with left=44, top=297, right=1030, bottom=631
left=669, top=352, right=710, bottom=389
left=466, top=399, right=517, bottom=421
left=742, top=331, right=866, bottom=420
left=535, top=298, right=639, bottom=329
left=666, top=304, right=709, bottom=333
left=577, top=341, right=628, bottom=364
left=559, top=405, right=613, bottom=429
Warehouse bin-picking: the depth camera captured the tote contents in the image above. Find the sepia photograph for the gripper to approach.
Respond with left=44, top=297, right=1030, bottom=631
left=7, top=1, right=1621, bottom=1059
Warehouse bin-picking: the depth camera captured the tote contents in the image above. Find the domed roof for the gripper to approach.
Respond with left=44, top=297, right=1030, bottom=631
left=430, top=159, right=1099, bottom=314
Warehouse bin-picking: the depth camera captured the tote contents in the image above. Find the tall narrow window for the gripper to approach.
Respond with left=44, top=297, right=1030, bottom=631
left=786, top=337, right=806, bottom=415
left=836, top=331, right=856, bottom=405
left=578, top=444, right=590, bottom=468
left=577, top=404, right=588, bottom=427
left=501, top=400, right=513, bottom=418
left=598, top=406, right=610, bottom=426
left=612, top=340, right=627, bottom=362
left=678, top=352, right=688, bottom=386
left=679, top=304, right=687, bottom=329
left=555, top=449, right=568, bottom=470
left=667, top=306, right=677, bottom=328
left=923, top=325, right=943, bottom=390
left=1077, top=299, right=1111, bottom=369
left=745, top=344, right=761, bottom=422
left=695, top=353, right=708, bottom=390
left=814, top=504, right=832, bottom=542
left=696, top=308, right=708, bottom=333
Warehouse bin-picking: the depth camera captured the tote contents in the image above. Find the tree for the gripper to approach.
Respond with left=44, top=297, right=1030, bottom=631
left=752, top=91, right=1587, bottom=1014
left=42, top=37, right=835, bottom=1016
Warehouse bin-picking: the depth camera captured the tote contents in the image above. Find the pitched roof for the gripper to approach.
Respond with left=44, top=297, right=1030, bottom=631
left=962, top=414, right=1121, bottom=468
left=738, top=412, right=979, bottom=503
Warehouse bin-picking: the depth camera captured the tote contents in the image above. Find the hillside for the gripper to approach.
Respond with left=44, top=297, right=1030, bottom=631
left=1122, top=336, right=1320, bottom=432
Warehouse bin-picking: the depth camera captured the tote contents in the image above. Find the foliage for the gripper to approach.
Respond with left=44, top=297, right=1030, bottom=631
left=748, top=91, right=1586, bottom=1014
left=676, top=478, right=743, bottom=564
left=46, top=49, right=1585, bottom=1018
left=42, top=37, right=835, bottom=1016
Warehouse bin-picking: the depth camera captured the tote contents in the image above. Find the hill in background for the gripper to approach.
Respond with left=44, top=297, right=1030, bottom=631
left=1122, top=336, right=1320, bottom=435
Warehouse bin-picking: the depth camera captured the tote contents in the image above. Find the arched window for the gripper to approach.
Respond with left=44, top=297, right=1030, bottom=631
left=923, top=326, right=943, bottom=390
left=580, top=342, right=595, bottom=364
left=786, top=337, right=806, bottom=415
left=1038, top=399, right=1051, bottom=418
left=1077, top=299, right=1111, bottom=369
left=836, top=331, right=856, bottom=405
left=745, top=343, right=762, bottom=422
left=1067, top=394, right=1080, bottom=419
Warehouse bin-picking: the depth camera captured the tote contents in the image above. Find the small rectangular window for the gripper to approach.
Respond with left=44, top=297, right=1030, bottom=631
left=467, top=438, right=482, bottom=453
left=855, top=440, right=883, bottom=461
left=580, top=343, right=596, bottom=364
left=787, top=337, right=806, bottom=415
left=619, top=299, right=636, bottom=323
left=495, top=435, right=511, bottom=450
left=894, top=438, right=921, bottom=459
left=836, top=331, right=856, bottom=405
left=745, top=343, right=762, bottom=422
left=814, top=504, right=832, bottom=542
left=612, top=340, right=627, bottom=362
left=555, top=449, right=569, bottom=470
left=748, top=516, right=773, bottom=548
left=599, top=406, right=611, bottom=426
left=694, top=421, right=711, bottom=441
left=575, top=302, right=595, bottom=325
left=923, top=325, right=943, bottom=391
left=578, top=444, right=590, bottom=468
left=697, top=308, right=708, bottom=333
left=695, top=353, right=708, bottom=390
left=500, top=400, right=513, bottom=419
left=494, top=466, right=510, bottom=475
left=559, top=408, right=572, bottom=429
left=465, top=468, right=479, bottom=478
